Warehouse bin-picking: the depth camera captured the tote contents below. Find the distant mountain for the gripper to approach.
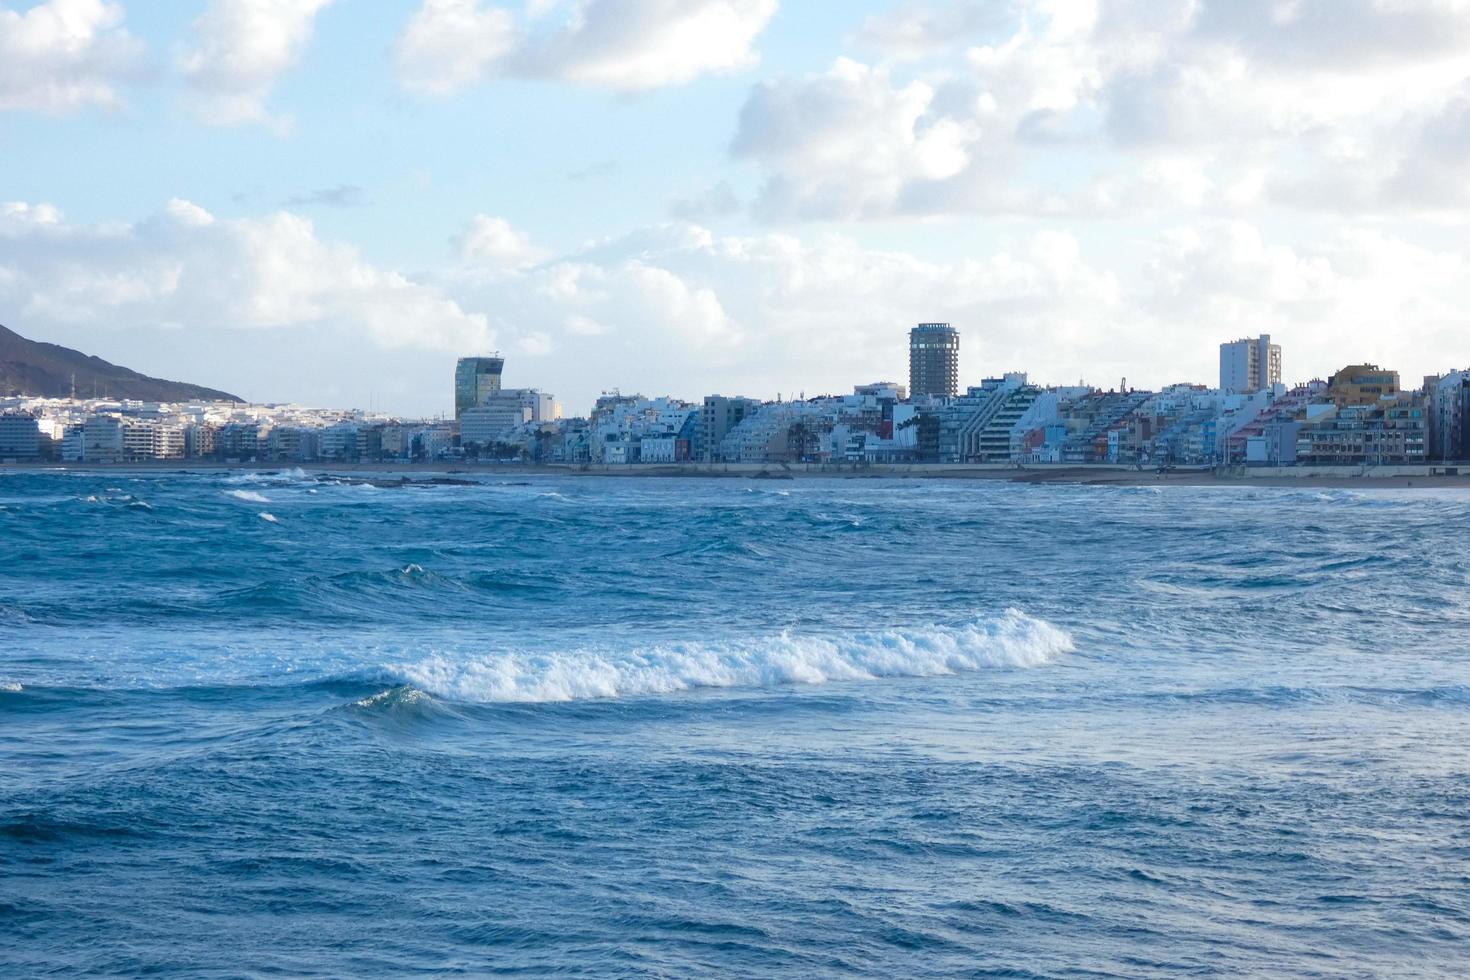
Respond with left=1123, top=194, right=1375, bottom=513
left=0, top=324, right=243, bottom=403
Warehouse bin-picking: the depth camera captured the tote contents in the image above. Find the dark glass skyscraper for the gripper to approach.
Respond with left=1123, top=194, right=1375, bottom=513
left=909, top=323, right=959, bottom=398
left=454, top=356, right=503, bottom=419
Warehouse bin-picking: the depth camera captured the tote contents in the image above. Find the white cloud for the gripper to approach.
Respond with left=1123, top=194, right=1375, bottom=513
left=734, top=58, right=977, bottom=220
left=669, top=179, right=742, bottom=221
left=177, top=0, right=334, bottom=127
left=526, top=0, right=777, bottom=90
left=0, top=0, right=145, bottom=113
left=453, top=214, right=549, bottom=268
left=0, top=198, right=492, bottom=353
left=850, top=0, right=1016, bottom=59
left=392, top=0, right=777, bottom=95
left=1141, top=221, right=1468, bottom=380
left=732, top=0, right=1470, bottom=221
left=394, top=0, right=516, bottom=96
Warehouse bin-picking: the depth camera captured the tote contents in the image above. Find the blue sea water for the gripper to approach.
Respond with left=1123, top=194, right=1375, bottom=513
left=2, top=469, right=1469, bottom=977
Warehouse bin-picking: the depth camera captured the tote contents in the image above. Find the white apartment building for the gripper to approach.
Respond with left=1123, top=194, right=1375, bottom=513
left=1220, top=335, right=1282, bottom=394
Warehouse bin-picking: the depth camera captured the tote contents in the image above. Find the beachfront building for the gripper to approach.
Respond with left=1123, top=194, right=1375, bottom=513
left=700, top=395, right=763, bottom=462
left=317, top=421, right=358, bottom=460
left=1296, top=394, right=1428, bottom=466
left=213, top=422, right=260, bottom=461
left=910, top=323, right=960, bottom=398
left=265, top=425, right=319, bottom=462
left=936, top=374, right=1034, bottom=463
left=582, top=396, right=699, bottom=464
left=1428, top=370, right=1470, bottom=461
left=81, top=415, right=125, bottom=462
left=1056, top=390, right=1155, bottom=463
left=1326, top=364, right=1399, bottom=406
left=460, top=402, right=532, bottom=451
left=0, top=411, right=41, bottom=459
left=1220, top=335, right=1282, bottom=394
left=454, top=356, right=504, bottom=419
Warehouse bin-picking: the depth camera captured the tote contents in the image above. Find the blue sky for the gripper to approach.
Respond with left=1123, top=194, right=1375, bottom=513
left=3, top=0, right=1469, bottom=415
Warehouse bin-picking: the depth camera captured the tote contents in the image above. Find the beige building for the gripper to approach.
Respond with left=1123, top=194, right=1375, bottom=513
left=1326, top=365, right=1399, bottom=407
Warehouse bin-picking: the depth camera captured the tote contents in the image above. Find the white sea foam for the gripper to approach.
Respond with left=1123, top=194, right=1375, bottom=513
left=227, top=489, right=270, bottom=503
left=353, top=686, right=431, bottom=709
left=226, top=467, right=309, bottom=485
left=258, top=512, right=279, bottom=523
left=390, top=609, right=1074, bottom=704
left=0, top=682, right=21, bottom=693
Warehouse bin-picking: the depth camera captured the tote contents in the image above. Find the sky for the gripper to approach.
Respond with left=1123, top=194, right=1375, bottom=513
left=2, top=0, right=1469, bottom=417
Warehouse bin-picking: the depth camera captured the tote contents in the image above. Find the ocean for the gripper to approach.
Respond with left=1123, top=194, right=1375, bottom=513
left=2, top=469, right=1468, bottom=977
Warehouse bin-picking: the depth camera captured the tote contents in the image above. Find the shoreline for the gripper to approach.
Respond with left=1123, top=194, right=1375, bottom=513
left=4, top=460, right=1469, bottom=489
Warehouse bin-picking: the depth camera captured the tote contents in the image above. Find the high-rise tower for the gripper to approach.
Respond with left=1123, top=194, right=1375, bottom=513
left=1219, top=335, right=1282, bottom=394
left=454, top=356, right=504, bottom=419
left=909, top=323, right=959, bottom=398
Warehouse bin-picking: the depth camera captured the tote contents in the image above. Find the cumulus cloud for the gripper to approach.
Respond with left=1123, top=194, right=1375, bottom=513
left=669, top=179, right=742, bottom=221
left=393, top=0, right=777, bottom=95
left=0, top=197, right=492, bottom=352
left=177, top=0, right=335, bottom=127
left=734, top=58, right=979, bottom=220
left=850, top=0, right=1016, bottom=59
left=394, top=0, right=516, bottom=96
left=0, top=0, right=145, bottom=112
left=1141, top=221, right=1467, bottom=379
left=733, top=0, right=1470, bottom=221
left=453, top=215, right=550, bottom=269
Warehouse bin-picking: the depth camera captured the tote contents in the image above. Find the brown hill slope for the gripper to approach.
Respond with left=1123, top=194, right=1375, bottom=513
left=0, top=324, right=243, bottom=403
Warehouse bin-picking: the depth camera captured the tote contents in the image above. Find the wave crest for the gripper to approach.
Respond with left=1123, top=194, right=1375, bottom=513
left=390, top=609, right=1073, bottom=704
left=226, top=467, right=309, bottom=485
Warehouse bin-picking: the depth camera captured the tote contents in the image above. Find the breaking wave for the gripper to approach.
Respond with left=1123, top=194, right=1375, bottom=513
left=227, top=489, right=270, bottom=503
left=390, top=609, right=1073, bottom=704
left=226, top=467, right=309, bottom=485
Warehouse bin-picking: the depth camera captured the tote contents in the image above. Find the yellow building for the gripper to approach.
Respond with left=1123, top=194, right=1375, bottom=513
left=1326, top=364, right=1399, bottom=407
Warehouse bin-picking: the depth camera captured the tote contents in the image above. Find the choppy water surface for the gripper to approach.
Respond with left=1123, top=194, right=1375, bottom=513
left=3, top=470, right=1469, bottom=977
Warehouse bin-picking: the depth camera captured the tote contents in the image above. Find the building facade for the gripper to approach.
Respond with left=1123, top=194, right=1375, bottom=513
left=699, top=395, right=762, bottom=461
left=909, top=323, right=960, bottom=399
left=0, top=411, right=41, bottom=459
left=459, top=400, right=533, bottom=448
left=1326, top=364, right=1400, bottom=406
left=1297, top=397, right=1427, bottom=465
left=454, top=356, right=504, bottom=419
left=1219, top=334, right=1282, bottom=394
left=1429, top=370, right=1470, bottom=461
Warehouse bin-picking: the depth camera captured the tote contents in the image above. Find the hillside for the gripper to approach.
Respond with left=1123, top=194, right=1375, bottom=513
left=0, top=324, right=243, bottom=403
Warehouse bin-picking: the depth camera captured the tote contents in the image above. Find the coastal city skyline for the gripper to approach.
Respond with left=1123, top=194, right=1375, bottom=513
left=5, top=320, right=1467, bottom=469
left=4, top=1, right=1470, bottom=415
